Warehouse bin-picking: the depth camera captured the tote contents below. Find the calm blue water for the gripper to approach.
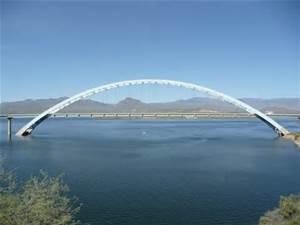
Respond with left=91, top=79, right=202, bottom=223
left=1, top=118, right=300, bottom=225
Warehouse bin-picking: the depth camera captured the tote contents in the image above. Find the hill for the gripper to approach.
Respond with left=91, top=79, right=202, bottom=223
left=0, top=97, right=299, bottom=114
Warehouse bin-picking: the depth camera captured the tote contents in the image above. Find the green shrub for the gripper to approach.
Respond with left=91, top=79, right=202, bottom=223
left=259, top=194, right=300, bottom=225
left=0, top=170, right=83, bottom=225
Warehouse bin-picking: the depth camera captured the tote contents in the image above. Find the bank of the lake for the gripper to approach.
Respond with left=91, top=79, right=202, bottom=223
left=284, top=132, right=300, bottom=148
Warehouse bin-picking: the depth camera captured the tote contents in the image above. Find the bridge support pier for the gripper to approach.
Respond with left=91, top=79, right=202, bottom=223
left=7, top=117, right=12, bottom=140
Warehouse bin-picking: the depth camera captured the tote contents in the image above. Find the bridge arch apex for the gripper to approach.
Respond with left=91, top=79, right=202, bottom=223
left=16, top=79, right=290, bottom=136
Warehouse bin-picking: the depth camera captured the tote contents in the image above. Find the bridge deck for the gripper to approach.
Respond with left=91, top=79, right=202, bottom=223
left=1, top=113, right=299, bottom=119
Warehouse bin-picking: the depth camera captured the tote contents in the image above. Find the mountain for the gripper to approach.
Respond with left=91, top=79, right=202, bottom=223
left=241, top=98, right=300, bottom=113
left=0, top=97, right=299, bottom=114
left=113, top=98, right=146, bottom=112
left=0, top=97, right=68, bottom=114
left=0, top=97, right=111, bottom=114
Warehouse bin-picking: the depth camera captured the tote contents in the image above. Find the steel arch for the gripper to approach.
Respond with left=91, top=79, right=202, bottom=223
left=16, top=79, right=290, bottom=136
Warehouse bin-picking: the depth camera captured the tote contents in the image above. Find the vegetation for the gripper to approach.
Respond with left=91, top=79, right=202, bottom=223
left=0, top=170, right=83, bottom=225
left=291, top=132, right=300, bottom=139
left=259, top=194, right=300, bottom=225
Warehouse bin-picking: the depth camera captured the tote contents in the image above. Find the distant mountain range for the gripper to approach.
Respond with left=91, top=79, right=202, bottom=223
left=0, top=97, right=300, bottom=114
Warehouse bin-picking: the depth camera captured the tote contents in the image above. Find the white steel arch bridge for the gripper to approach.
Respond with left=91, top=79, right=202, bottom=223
left=16, top=79, right=290, bottom=137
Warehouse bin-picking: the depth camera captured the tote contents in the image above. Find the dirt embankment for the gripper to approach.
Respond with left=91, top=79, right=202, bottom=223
left=284, top=133, right=300, bottom=148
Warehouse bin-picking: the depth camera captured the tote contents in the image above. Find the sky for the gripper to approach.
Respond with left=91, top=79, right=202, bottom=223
left=1, top=0, right=299, bottom=103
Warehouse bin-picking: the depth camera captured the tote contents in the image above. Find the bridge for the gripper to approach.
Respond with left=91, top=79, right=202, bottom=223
left=2, top=112, right=300, bottom=119
left=15, top=79, right=290, bottom=137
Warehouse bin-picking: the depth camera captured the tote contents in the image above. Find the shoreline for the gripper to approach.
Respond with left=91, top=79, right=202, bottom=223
left=284, top=133, right=300, bottom=148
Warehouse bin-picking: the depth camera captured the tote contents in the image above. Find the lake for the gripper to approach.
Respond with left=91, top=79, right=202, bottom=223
left=1, top=118, right=300, bottom=225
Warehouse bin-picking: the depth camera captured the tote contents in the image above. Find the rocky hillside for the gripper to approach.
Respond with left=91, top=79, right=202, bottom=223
left=1, top=97, right=299, bottom=114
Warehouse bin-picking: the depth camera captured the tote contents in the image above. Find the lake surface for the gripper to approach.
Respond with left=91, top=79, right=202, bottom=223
left=1, top=118, right=300, bottom=225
